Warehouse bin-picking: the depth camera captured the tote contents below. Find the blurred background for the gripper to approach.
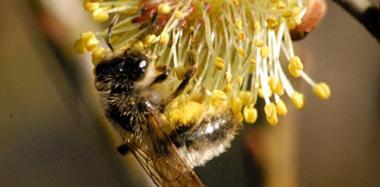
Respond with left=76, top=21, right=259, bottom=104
left=0, top=0, right=379, bottom=186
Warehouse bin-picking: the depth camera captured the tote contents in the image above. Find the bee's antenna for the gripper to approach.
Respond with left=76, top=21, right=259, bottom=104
left=106, top=14, right=120, bottom=51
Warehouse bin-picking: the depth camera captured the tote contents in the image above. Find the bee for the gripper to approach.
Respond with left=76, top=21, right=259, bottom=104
left=94, top=48, right=242, bottom=186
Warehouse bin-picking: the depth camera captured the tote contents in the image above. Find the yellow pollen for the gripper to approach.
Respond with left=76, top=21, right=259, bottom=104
left=254, top=39, right=265, bottom=48
left=159, top=32, right=170, bottom=45
left=223, top=84, right=233, bottom=93
left=235, top=19, right=243, bottom=30
left=91, top=47, right=105, bottom=65
left=243, top=106, right=257, bottom=124
left=267, top=114, right=279, bottom=126
left=83, top=1, right=99, bottom=12
left=290, top=56, right=303, bottom=70
left=313, top=82, right=331, bottom=100
left=237, top=31, right=245, bottom=40
left=85, top=36, right=99, bottom=51
left=215, top=57, right=225, bottom=70
left=92, top=8, right=109, bottom=22
left=158, top=3, right=171, bottom=14
left=260, top=46, right=270, bottom=58
left=174, top=10, right=185, bottom=19
left=231, top=97, right=243, bottom=115
left=74, top=39, right=87, bottom=54
left=236, top=76, right=243, bottom=87
left=275, top=99, right=288, bottom=116
left=237, top=48, right=247, bottom=57
left=265, top=102, right=277, bottom=118
left=291, top=92, right=305, bottom=109
left=288, top=63, right=301, bottom=78
left=238, top=91, right=252, bottom=105
left=132, top=41, right=144, bottom=52
left=144, top=34, right=158, bottom=47
left=211, top=90, right=227, bottom=106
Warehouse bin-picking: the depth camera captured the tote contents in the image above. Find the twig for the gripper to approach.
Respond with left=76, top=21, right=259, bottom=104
left=332, top=0, right=380, bottom=42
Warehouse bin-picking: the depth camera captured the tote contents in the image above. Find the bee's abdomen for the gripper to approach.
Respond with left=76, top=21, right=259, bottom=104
left=171, top=111, right=241, bottom=168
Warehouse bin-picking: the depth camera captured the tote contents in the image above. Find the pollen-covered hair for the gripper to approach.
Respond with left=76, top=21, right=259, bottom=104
left=75, top=0, right=331, bottom=125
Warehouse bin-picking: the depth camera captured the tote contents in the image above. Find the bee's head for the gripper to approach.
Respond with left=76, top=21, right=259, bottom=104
left=94, top=51, right=149, bottom=91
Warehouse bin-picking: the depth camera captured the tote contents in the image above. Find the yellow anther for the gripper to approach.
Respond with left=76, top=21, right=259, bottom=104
left=260, top=46, right=270, bottom=58
left=215, top=57, right=225, bottom=70
left=313, top=82, right=331, bottom=99
left=223, top=84, right=233, bottom=93
left=291, top=92, right=305, bottom=109
left=237, top=31, right=245, bottom=40
left=258, top=88, right=272, bottom=98
left=243, top=106, right=258, bottom=124
left=211, top=90, right=227, bottom=101
left=236, top=112, right=244, bottom=123
left=267, top=15, right=279, bottom=30
left=80, top=31, right=95, bottom=41
left=159, top=32, right=170, bottom=45
left=235, top=19, right=243, bottom=30
left=292, top=6, right=301, bottom=15
left=288, top=63, right=301, bottom=78
left=237, top=47, right=247, bottom=57
left=254, top=39, right=265, bottom=48
left=250, top=59, right=256, bottom=65
left=132, top=41, right=144, bottom=52
left=83, top=0, right=99, bottom=12
left=92, top=8, right=109, bottom=22
left=266, top=114, right=278, bottom=126
left=236, top=76, right=243, bottom=87
left=238, top=91, right=252, bottom=105
left=158, top=3, right=171, bottom=14
left=258, top=88, right=264, bottom=98
left=289, top=56, right=303, bottom=70
left=287, top=19, right=297, bottom=30
left=85, top=36, right=99, bottom=51
left=231, top=97, right=243, bottom=115
left=265, top=102, right=277, bottom=118
left=74, top=39, right=87, bottom=54
left=275, top=99, right=288, bottom=116
left=268, top=77, right=280, bottom=92
left=283, top=9, right=293, bottom=18
left=144, top=34, right=158, bottom=47
left=174, top=10, right=185, bottom=19
left=276, top=2, right=286, bottom=9
left=295, top=17, right=302, bottom=25
left=91, top=47, right=105, bottom=65
left=233, top=0, right=240, bottom=6
left=254, top=21, right=261, bottom=32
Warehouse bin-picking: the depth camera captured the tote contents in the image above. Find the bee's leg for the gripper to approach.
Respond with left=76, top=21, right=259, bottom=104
left=149, top=65, right=170, bottom=86
left=106, top=14, right=120, bottom=51
left=116, top=143, right=130, bottom=155
left=172, top=67, right=196, bottom=97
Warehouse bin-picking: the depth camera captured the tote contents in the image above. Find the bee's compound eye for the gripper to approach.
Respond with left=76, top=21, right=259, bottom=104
left=124, top=53, right=149, bottom=81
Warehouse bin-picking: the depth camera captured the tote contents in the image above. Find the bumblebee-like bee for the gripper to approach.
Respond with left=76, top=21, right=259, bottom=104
left=95, top=49, right=241, bottom=186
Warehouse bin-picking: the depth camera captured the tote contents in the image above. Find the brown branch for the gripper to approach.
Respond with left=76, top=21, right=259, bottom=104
left=332, top=0, right=380, bottom=42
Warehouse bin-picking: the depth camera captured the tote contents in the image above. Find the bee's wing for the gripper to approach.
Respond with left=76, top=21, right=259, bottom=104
left=124, top=113, right=204, bottom=187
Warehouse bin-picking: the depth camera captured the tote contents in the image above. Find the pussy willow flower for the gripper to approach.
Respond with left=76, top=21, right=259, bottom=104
left=75, top=0, right=331, bottom=125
